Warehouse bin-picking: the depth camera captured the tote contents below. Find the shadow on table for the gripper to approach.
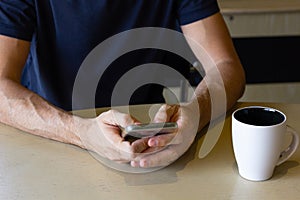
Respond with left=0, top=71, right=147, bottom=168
left=272, top=160, right=300, bottom=180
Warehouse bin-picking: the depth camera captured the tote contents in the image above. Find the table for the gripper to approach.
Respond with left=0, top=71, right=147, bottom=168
left=1, top=102, right=300, bottom=200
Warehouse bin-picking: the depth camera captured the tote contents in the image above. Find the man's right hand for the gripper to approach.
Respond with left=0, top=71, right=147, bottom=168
left=77, top=109, right=150, bottom=163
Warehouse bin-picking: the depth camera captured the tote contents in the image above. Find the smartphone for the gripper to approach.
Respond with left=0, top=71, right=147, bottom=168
left=122, top=122, right=178, bottom=142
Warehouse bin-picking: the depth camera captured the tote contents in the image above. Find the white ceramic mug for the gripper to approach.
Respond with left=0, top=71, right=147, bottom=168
left=232, top=106, right=299, bottom=181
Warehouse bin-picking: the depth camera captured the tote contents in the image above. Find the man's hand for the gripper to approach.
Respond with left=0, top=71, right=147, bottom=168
left=78, top=109, right=149, bottom=163
left=130, top=102, right=200, bottom=168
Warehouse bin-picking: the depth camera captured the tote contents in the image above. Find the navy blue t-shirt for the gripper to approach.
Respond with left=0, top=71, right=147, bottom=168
left=0, top=0, right=219, bottom=110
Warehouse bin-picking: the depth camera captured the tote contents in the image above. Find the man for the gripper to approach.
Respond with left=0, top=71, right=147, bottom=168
left=0, top=0, right=245, bottom=168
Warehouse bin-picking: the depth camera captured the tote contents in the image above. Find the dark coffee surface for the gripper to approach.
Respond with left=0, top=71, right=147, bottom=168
left=234, top=107, right=285, bottom=126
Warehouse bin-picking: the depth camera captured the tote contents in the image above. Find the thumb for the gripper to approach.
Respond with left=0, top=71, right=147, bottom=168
left=153, top=104, right=178, bottom=123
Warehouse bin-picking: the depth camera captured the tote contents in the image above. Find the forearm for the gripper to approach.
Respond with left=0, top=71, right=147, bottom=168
left=0, top=78, right=87, bottom=148
left=193, top=59, right=245, bottom=131
left=181, top=13, right=246, bottom=131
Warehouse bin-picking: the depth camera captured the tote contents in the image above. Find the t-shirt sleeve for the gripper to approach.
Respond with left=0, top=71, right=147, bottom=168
left=0, top=0, right=36, bottom=41
left=177, top=0, right=220, bottom=25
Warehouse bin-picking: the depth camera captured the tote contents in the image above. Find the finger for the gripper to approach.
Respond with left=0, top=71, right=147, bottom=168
left=131, top=146, right=179, bottom=168
left=99, top=125, right=136, bottom=157
left=141, top=146, right=166, bottom=154
left=148, top=132, right=182, bottom=147
left=131, top=137, right=150, bottom=153
left=130, top=146, right=162, bottom=167
left=153, top=104, right=174, bottom=123
left=101, top=110, right=139, bottom=127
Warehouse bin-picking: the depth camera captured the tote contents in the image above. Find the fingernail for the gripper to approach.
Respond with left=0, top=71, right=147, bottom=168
left=131, top=161, right=139, bottom=168
left=149, top=139, right=158, bottom=147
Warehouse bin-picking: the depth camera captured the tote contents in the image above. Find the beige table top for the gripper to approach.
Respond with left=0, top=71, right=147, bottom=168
left=1, top=102, right=300, bottom=200
left=219, top=0, right=300, bottom=14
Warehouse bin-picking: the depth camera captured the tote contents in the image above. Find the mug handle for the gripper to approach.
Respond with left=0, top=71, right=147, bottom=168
left=277, top=125, right=300, bottom=166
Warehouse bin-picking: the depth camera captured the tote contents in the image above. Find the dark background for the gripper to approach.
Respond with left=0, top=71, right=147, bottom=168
left=233, top=36, right=300, bottom=83
left=190, top=36, right=300, bottom=85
